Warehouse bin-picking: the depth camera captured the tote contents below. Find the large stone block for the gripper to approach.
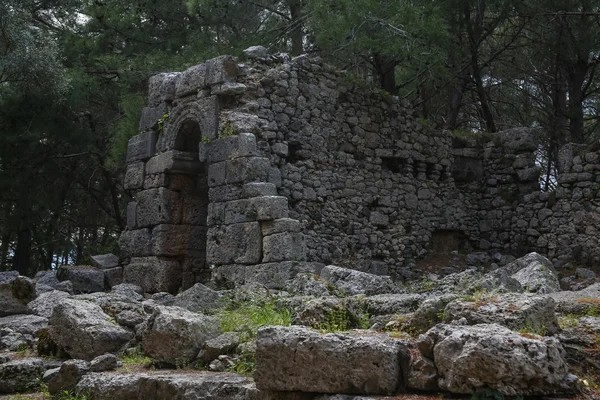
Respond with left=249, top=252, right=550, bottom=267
left=255, top=326, right=410, bottom=395
left=123, top=257, right=182, bottom=294
left=141, top=306, right=221, bottom=365
left=126, top=202, right=137, bottom=229
left=209, top=185, right=243, bottom=202
left=175, top=64, right=207, bottom=97
left=248, top=196, right=289, bottom=221
left=262, top=232, right=306, bottom=262
left=0, top=271, right=36, bottom=316
left=207, top=161, right=226, bottom=187
left=145, top=151, right=203, bottom=175
left=205, top=55, right=238, bottom=86
left=124, top=162, right=145, bottom=190
left=261, top=218, right=301, bottom=236
left=139, top=104, right=169, bottom=132
left=243, top=182, right=277, bottom=198
left=206, top=222, right=262, bottom=265
left=148, top=72, right=180, bottom=106
left=49, top=299, right=133, bottom=360
left=91, top=254, right=119, bottom=270
left=126, top=132, right=158, bottom=164
left=225, top=157, right=270, bottom=185
left=203, top=133, right=258, bottom=163
left=151, top=225, right=207, bottom=257
left=182, top=195, right=208, bottom=225
left=223, top=199, right=250, bottom=225
left=136, top=188, right=182, bottom=227
left=118, top=229, right=151, bottom=258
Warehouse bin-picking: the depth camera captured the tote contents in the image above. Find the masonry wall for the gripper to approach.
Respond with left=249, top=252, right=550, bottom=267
left=119, top=50, right=600, bottom=292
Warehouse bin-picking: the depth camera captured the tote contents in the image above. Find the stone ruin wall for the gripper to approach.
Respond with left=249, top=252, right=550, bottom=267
left=118, top=51, right=600, bottom=293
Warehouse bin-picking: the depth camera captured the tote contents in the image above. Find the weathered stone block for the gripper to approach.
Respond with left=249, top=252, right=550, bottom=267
left=103, top=267, right=123, bottom=289
left=136, top=188, right=182, bottom=227
left=223, top=199, right=250, bottom=224
left=175, top=64, right=207, bottom=97
left=126, top=202, right=137, bottom=229
left=90, top=254, right=119, bottom=270
left=139, top=104, right=168, bottom=132
left=262, top=232, right=305, bottom=262
left=205, top=55, right=238, bottom=86
left=145, top=151, right=203, bottom=175
left=225, top=157, right=270, bottom=184
left=243, top=182, right=277, bottom=198
left=261, top=218, right=302, bottom=236
left=182, top=195, right=208, bottom=225
left=123, top=257, right=182, bottom=294
left=0, top=272, right=35, bottom=316
left=248, top=196, right=289, bottom=221
left=209, top=185, right=243, bottom=202
left=148, top=72, right=180, bottom=106
left=151, top=225, right=191, bottom=257
left=255, top=326, right=410, bottom=394
left=118, top=229, right=151, bottom=258
left=207, top=202, right=225, bottom=226
left=126, top=132, right=157, bottom=163
left=207, top=222, right=262, bottom=265
left=124, top=162, right=145, bottom=190
left=208, top=161, right=226, bottom=187
left=204, top=132, right=258, bottom=163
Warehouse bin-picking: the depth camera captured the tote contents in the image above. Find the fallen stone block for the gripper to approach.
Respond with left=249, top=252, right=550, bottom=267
left=255, top=326, right=410, bottom=395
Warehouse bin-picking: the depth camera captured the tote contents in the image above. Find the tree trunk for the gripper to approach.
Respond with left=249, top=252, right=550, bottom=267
left=373, top=53, right=398, bottom=94
left=288, top=0, right=303, bottom=56
left=1, top=231, right=10, bottom=271
left=567, top=63, right=588, bottom=144
left=14, top=228, right=31, bottom=276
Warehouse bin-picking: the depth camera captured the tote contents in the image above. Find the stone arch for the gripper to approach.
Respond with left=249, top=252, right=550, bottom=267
left=158, top=96, right=219, bottom=152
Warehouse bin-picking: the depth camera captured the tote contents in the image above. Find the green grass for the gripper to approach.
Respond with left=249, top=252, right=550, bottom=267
left=218, top=299, right=293, bottom=342
left=120, top=346, right=154, bottom=368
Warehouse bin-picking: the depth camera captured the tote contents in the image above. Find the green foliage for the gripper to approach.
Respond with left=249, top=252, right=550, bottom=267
left=228, top=349, right=256, bottom=376
left=121, top=346, right=154, bottom=368
left=218, top=121, right=236, bottom=139
left=219, top=298, right=293, bottom=342
left=319, top=308, right=349, bottom=332
left=517, top=322, right=547, bottom=337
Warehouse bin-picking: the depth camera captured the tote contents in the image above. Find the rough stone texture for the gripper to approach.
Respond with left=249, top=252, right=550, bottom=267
left=48, top=359, right=91, bottom=395
left=0, top=358, right=60, bottom=394
left=28, top=289, right=71, bottom=318
left=422, top=323, right=572, bottom=396
left=501, top=252, right=560, bottom=294
left=197, top=332, right=242, bottom=362
left=0, top=314, right=48, bottom=337
left=123, top=257, right=182, bottom=294
left=49, top=298, right=133, bottom=360
left=320, top=265, right=399, bottom=296
left=443, top=293, right=560, bottom=334
left=111, top=283, right=144, bottom=302
left=207, top=222, right=262, bottom=265
left=243, top=45, right=268, bottom=59
left=255, top=326, right=410, bottom=395
left=549, top=283, right=600, bottom=315
left=76, top=372, right=257, bottom=400
left=90, top=354, right=118, bottom=372
left=141, top=305, right=221, bottom=365
left=0, top=271, right=36, bottom=316
left=173, top=283, right=224, bottom=313
left=91, top=254, right=120, bottom=269
left=57, top=265, right=106, bottom=293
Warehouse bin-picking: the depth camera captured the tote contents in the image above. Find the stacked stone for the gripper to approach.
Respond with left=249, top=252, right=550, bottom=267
left=203, top=132, right=306, bottom=270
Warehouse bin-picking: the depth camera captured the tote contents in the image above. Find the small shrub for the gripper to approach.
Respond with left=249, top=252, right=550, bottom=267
left=228, top=349, right=256, bottom=376
left=218, top=121, right=236, bottom=138
left=517, top=322, right=547, bottom=338
left=121, top=346, right=154, bottom=368
left=319, top=308, right=349, bottom=332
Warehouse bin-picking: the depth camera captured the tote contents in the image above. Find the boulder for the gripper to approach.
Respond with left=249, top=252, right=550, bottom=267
left=172, top=283, right=225, bottom=313
left=320, top=265, right=399, bottom=296
left=90, top=353, right=118, bottom=372
left=49, top=298, right=133, bottom=360
left=501, top=252, right=560, bottom=294
left=28, top=289, right=71, bottom=318
left=57, top=265, right=106, bottom=293
left=549, top=283, right=600, bottom=315
left=243, top=45, right=269, bottom=59
left=0, top=327, right=34, bottom=351
left=0, top=271, right=36, bottom=316
left=0, top=357, right=61, bottom=394
left=255, top=326, right=411, bottom=395
left=0, top=314, right=48, bottom=337
left=284, top=272, right=331, bottom=296
left=112, top=283, right=144, bottom=302
left=36, top=270, right=73, bottom=293
left=141, top=306, right=221, bottom=365
left=73, top=292, right=147, bottom=328
left=197, top=332, right=242, bottom=363
left=76, top=371, right=257, bottom=400
left=48, top=359, right=91, bottom=395
left=421, top=323, right=572, bottom=395
left=443, top=293, right=559, bottom=334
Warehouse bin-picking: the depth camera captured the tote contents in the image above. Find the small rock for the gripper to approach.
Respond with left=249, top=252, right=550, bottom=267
left=90, top=354, right=118, bottom=372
